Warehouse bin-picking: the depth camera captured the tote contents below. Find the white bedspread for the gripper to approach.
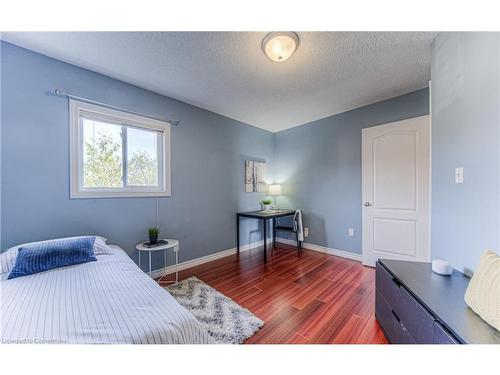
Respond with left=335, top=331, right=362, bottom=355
left=0, top=246, right=213, bottom=344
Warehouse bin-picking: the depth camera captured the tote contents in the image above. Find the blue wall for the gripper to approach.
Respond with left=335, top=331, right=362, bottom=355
left=431, top=33, right=500, bottom=274
left=0, top=40, right=432, bottom=270
left=273, top=89, right=429, bottom=254
left=0, top=41, right=274, bottom=270
left=0, top=38, right=3, bottom=248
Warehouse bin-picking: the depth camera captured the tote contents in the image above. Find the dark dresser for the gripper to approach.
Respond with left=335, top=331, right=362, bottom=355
left=376, top=259, right=500, bottom=344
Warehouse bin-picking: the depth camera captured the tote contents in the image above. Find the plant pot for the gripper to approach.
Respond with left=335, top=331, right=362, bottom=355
left=261, top=204, right=273, bottom=211
left=149, top=235, right=158, bottom=245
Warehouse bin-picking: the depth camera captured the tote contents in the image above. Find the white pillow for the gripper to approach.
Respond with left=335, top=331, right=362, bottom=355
left=464, top=250, right=500, bottom=331
left=92, top=236, right=113, bottom=255
left=0, top=236, right=111, bottom=275
left=0, top=247, right=18, bottom=275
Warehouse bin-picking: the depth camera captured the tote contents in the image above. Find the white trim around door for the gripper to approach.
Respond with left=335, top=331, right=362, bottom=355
left=362, top=115, right=431, bottom=267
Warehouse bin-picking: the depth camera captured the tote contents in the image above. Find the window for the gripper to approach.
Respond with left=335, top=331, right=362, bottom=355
left=70, top=100, right=171, bottom=198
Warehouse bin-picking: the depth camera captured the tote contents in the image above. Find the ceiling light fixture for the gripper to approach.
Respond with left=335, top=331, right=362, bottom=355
left=262, top=32, right=299, bottom=62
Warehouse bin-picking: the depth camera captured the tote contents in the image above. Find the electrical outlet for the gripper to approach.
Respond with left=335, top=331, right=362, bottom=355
left=455, top=167, right=464, bottom=184
left=304, top=227, right=309, bottom=238
left=348, top=228, right=354, bottom=237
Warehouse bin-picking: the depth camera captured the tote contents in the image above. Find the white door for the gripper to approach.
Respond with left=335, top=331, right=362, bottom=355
left=362, top=115, right=430, bottom=267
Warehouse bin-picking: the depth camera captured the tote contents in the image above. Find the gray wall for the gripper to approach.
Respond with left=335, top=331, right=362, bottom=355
left=431, top=32, right=500, bottom=274
left=273, top=88, right=429, bottom=254
left=0, top=39, right=2, bottom=248
left=7, top=34, right=493, bottom=274
left=0, top=41, right=274, bottom=270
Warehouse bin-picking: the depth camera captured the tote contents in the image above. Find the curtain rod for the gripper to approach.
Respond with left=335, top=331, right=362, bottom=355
left=54, top=89, right=181, bottom=127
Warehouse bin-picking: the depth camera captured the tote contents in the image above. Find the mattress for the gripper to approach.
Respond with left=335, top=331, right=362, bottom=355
left=0, top=245, right=213, bottom=344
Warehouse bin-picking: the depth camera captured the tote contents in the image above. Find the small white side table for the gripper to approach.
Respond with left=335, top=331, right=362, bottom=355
left=136, top=239, right=179, bottom=284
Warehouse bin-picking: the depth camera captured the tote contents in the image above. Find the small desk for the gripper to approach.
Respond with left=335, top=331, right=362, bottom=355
left=236, top=209, right=296, bottom=263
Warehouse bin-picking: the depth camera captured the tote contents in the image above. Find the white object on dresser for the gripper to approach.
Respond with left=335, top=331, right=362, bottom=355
left=136, top=239, right=179, bottom=284
left=432, top=259, right=453, bottom=275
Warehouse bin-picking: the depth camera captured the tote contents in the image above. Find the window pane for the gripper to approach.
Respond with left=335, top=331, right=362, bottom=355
left=82, top=118, right=123, bottom=188
left=127, top=127, right=159, bottom=187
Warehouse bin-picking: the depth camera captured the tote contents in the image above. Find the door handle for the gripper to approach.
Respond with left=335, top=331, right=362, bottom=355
left=364, top=202, right=371, bottom=207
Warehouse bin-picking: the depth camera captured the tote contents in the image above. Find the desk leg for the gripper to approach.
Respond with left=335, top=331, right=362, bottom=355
left=272, top=217, right=276, bottom=250
left=149, top=251, right=152, bottom=277
left=175, top=245, right=179, bottom=283
left=236, top=215, right=240, bottom=254
left=162, top=248, right=166, bottom=284
left=263, top=218, right=267, bottom=263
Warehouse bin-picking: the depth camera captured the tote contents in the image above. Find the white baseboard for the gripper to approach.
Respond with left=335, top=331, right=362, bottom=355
left=276, top=237, right=362, bottom=262
left=149, top=239, right=264, bottom=279
left=150, top=237, right=361, bottom=279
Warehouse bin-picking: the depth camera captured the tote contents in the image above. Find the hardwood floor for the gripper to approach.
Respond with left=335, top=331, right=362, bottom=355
left=158, top=243, right=387, bottom=344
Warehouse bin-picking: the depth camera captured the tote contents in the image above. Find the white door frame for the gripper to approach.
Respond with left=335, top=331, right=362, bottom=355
left=362, top=115, right=431, bottom=266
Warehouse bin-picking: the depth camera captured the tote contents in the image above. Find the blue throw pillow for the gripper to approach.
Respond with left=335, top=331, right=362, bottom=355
left=8, top=237, right=97, bottom=280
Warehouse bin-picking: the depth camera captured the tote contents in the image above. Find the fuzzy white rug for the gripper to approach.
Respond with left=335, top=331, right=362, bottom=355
left=166, top=277, right=263, bottom=344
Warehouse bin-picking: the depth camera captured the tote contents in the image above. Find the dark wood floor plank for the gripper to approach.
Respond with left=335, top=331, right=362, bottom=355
left=244, top=305, right=300, bottom=344
left=289, top=332, right=311, bottom=344
left=331, top=314, right=369, bottom=344
left=356, top=315, right=388, bottom=344
left=159, top=243, right=387, bottom=344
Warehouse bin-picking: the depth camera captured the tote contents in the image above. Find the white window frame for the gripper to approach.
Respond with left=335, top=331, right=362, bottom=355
left=70, top=100, right=171, bottom=198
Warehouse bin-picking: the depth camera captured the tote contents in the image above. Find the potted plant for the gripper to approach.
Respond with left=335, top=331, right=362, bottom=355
left=148, top=227, right=159, bottom=244
left=261, top=199, right=273, bottom=211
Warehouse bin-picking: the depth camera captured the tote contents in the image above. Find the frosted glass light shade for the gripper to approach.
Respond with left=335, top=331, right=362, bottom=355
left=262, top=32, right=299, bottom=62
left=268, top=184, right=282, bottom=196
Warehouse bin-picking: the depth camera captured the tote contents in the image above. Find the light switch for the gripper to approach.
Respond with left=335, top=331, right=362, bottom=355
left=304, top=227, right=309, bottom=238
left=455, top=167, right=464, bottom=184
left=348, top=228, right=354, bottom=237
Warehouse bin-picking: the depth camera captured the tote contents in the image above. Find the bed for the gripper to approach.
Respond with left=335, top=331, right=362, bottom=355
left=0, top=245, right=213, bottom=344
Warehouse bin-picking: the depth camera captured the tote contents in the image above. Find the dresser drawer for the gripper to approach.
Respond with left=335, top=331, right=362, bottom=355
left=433, top=321, right=460, bottom=344
left=376, top=290, right=416, bottom=344
left=376, top=261, right=434, bottom=343
left=376, top=262, right=402, bottom=307
left=397, top=287, right=435, bottom=343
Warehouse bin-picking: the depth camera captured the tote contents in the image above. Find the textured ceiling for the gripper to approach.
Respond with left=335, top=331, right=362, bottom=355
left=2, top=32, right=437, bottom=132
